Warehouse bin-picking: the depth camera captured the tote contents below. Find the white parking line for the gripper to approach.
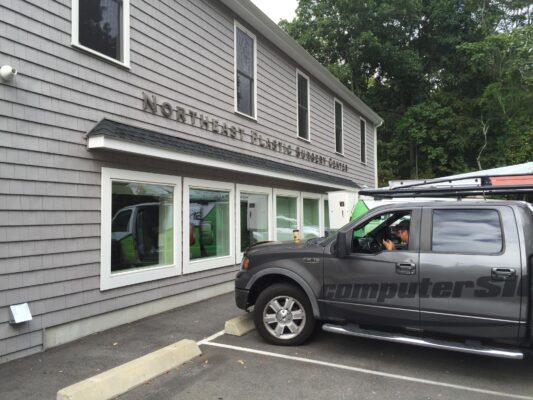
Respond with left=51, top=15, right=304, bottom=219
left=200, top=338, right=533, bottom=400
left=197, top=330, right=225, bottom=345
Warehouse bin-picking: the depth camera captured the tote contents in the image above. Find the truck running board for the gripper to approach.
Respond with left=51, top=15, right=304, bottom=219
left=322, top=323, right=524, bottom=360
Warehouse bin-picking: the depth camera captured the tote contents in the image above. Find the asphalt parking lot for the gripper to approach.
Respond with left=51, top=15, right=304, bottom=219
left=122, top=323, right=533, bottom=400
left=1, top=292, right=532, bottom=400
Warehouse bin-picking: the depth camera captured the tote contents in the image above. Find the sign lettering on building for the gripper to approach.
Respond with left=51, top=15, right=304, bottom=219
left=141, top=93, right=348, bottom=172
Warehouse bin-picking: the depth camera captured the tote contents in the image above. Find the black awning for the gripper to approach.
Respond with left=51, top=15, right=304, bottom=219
left=87, top=119, right=359, bottom=189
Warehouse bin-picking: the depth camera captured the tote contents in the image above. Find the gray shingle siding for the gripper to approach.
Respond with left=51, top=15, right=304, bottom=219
left=0, top=0, right=379, bottom=362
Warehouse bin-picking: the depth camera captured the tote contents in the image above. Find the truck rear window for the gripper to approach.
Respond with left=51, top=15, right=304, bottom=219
left=432, top=209, right=503, bottom=254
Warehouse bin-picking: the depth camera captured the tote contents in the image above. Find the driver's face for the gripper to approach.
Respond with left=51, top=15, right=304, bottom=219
left=397, top=229, right=409, bottom=243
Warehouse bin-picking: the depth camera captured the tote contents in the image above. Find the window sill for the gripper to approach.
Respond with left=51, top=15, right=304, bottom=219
left=189, top=254, right=231, bottom=264
left=101, top=263, right=179, bottom=291
left=297, top=136, right=311, bottom=144
left=234, top=110, right=257, bottom=122
left=71, top=42, right=131, bottom=70
left=184, top=256, right=236, bottom=274
left=335, top=151, right=345, bottom=157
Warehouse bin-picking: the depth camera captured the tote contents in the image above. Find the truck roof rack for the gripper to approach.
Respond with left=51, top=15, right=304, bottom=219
left=359, top=174, right=533, bottom=199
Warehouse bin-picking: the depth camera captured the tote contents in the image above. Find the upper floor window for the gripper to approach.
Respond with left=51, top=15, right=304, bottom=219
left=334, top=99, right=343, bottom=154
left=297, top=71, right=310, bottom=140
left=360, top=118, right=367, bottom=163
left=234, top=22, right=257, bottom=119
left=72, top=0, right=130, bottom=67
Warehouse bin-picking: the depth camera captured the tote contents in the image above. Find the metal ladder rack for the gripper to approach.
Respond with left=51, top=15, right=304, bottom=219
left=359, top=173, right=533, bottom=199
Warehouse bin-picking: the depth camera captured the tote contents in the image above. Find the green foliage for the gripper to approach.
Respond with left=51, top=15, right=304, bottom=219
left=281, top=0, right=532, bottom=185
left=461, top=25, right=533, bottom=165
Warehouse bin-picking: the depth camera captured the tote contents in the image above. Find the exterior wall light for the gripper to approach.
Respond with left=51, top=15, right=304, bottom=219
left=0, top=65, right=18, bottom=82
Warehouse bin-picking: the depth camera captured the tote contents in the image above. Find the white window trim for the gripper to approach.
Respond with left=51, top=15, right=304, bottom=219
left=334, top=98, right=344, bottom=155
left=71, top=0, right=131, bottom=68
left=273, top=189, right=301, bottom=241
left=360, top=117, right=367, bottom=164
left=100, top=168, right=181, bottom=291
left=235, top=184, right=273, bottom=261
left=183, top=178, right=235, bottom=274
left=300, top=192, right=324, bottom=239
left=373, top=125, right=378, bottom=187
left=295, top=69, right=311, bottom=142
left=234, top=20, right=258, bottom=120
left=321, top=194, right=331, bottom=235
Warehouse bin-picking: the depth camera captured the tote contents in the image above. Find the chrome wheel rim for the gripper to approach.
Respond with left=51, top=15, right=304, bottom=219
left=263, top=295, right=306, bottom=340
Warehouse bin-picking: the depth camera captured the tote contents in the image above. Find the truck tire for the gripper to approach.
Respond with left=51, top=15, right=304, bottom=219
left=254, top=283, right=315, bottom=346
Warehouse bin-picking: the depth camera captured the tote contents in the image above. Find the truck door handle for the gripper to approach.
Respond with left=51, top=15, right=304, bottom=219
left=491, top=268, right=516, bottom=281
left=396, top=262, right=416, bottom=275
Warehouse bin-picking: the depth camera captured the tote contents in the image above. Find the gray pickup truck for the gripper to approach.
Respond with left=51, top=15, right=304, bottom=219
left=235, top=200, right=533, bottom=359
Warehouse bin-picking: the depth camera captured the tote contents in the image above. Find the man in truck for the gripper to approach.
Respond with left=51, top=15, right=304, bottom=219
left=382, top=219, right=410, bottom=250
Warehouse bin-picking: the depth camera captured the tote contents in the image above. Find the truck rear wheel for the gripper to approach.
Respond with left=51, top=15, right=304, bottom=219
left=254, top=283, right=315, bottom=346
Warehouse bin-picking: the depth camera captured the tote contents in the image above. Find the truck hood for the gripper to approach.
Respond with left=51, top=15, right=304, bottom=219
left=246, top=239, right=320, bottom=256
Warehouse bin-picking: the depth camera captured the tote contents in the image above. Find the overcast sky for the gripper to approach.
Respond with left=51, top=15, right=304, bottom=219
left=250, top=0, right=298, bottom=23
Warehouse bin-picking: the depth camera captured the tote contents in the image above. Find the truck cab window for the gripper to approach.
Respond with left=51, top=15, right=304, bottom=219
left=432, top=209, right=503, bottom=253
left=352, top=211, right=411, bottom=253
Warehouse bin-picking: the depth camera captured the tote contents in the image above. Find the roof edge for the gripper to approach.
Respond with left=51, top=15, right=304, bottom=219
left=87, top=119, right=360, bottom=191
left=221, top=0, right=384, bottom=127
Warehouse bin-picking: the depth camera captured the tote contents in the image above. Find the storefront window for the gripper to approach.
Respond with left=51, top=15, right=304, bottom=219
left=303, top=198, right=320, bottom=239
left=276, top=196, right=298, bottom=241
left=111, top=181, right=174, bottom=272
left=240, top=193, right=269, bottom=252
left=189, top=189, right=230, bottom=260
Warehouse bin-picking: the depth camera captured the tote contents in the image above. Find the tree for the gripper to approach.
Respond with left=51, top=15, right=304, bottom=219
left=461, top=25, right=533, bottom=167
left=281, top=0, right=532, bottom=185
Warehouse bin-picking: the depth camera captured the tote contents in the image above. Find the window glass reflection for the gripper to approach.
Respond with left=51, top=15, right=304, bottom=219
left=432, top=209, right=503, bottom=253
left=335, top=102, right=343, bottom=153
left=237, top=74, right=253, bottom=116
left=237, top=29, right=254, bottom=76
left=240, top=193, right=269, bottom=252
left=189, top=189, right=230, bottom=260
left=360, top=119, right=366, bottom=163
left=276, top=196, right=298, bottom=241
left=324, top=199, right=332, bottom=236
left=297, top=74, right=309, bottom=139
left=111, top=181, right=173, bottom=272
left=79, top=0, right=122, bottom=61
left=236, top=27, right=254, bottom=116
left=303, top=198, right=320, bottom=239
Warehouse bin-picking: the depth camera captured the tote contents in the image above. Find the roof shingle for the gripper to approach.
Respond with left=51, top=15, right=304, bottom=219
left=87, top=119, right=359, bottom=189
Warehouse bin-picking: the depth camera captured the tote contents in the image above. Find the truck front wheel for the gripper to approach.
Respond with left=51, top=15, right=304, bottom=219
left=254, top=283, right=315, bottom=346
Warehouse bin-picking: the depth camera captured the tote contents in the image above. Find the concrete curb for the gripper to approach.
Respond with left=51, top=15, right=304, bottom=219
left=224, top=313, right=255, bottom=336
left=56, top=339, right=201, bottom=400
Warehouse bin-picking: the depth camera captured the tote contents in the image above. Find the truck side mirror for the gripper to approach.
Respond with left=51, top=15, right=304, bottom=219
left=335, top=231, right=351, bottom=258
